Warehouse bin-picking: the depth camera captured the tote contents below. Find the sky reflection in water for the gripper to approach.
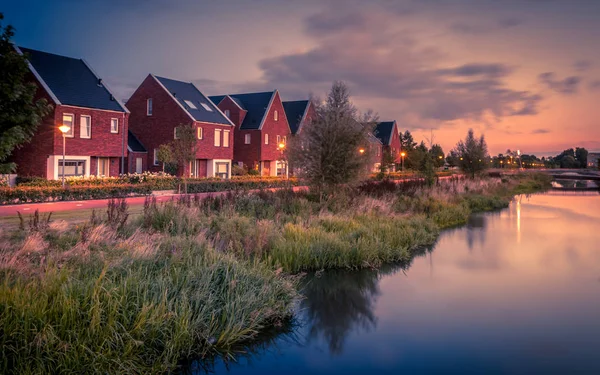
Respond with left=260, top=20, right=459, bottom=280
left=195, top=192, right=600, bottom=375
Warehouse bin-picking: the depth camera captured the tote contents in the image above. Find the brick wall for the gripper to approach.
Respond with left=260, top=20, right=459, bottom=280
left=259, top=91, right=291, bottom=162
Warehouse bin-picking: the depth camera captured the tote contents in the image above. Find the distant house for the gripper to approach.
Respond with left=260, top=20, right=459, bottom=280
left=587, top=152, right=600, bottom=169
left=282, top=100, right=316, bottom=135
left=9, top=46, right=129, bottom=179
left=373, top=121, right=402, bottom=172
left=209, top=91, right=292, bottom=176
left=367, top=133, right=384, bottom=173
left=127, top=74, right=234, bottom=178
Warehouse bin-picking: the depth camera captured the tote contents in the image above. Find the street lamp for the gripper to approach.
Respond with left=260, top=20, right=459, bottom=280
left=400, top=151, right=406, bottom=172
left=359, top=148, right=365, bottom=154
left=277, top=142, right=288, bottom=178
left=58, top=124, right=71, bottom=188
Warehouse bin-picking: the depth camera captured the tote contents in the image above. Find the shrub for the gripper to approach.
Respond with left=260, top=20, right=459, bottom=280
left=0, top=184, right=152, bottom=204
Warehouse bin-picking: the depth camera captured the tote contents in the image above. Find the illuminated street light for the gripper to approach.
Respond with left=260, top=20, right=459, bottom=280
left=58, top=124, right=71, bottom=188
left=400, top=151, right=406, bottom=172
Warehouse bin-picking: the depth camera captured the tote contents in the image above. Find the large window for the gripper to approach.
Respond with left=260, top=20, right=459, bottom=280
left=62, top=114, right=74, bottom=137
left=153, top=149, right=159, bottom=165
left=274, top=110, right=278, bottom=121
left=265, top=134, right=269, bottom=145
left=80, top=115, right=91, bottom=139
left=197, top=127, right=203, bottom=139
left=223, top=130, right=230, bottom=147
left=97, top=158, right=110, bottom=176
left=245, top=134, right=251, bottom=144
left=58, top=160, right=85, bottom=177
left=110, top=118, right=119, bottom=133
left=147, top=98, right=153, bottom=116
left=214, top=129, right=222, bottom=147
left=215, top=162, right=229, bottom=179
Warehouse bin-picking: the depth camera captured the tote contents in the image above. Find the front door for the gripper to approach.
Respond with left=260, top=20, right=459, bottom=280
left=262, top=161, right=270, bottom=176
left=98, top=158, right=110, bottom=177
left=135, top=158, right=143, bottom=174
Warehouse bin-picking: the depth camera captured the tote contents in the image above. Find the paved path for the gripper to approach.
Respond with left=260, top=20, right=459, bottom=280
left=0, top=176, right=462, bottom=217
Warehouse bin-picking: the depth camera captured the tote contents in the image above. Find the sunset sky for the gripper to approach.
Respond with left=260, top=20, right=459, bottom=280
left=5, top=0, right=600, bottom=155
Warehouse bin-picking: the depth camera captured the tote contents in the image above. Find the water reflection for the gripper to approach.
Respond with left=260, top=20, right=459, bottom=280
left=192, top=193, right=600, bottom=375
left=552, top=179, right=600, bottom=190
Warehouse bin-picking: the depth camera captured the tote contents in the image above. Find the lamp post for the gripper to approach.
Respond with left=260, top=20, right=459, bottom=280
left=58, top=125, right=71, bottom=188
left=277, top=142, right=288, bottom=179
left=400, top=151, right=406, bottom=172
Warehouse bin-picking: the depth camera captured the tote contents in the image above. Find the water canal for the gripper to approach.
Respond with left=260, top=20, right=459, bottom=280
left=191, top=191, right=600, bottom=375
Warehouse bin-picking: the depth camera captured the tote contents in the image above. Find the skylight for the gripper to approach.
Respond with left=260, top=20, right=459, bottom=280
left=200, top=103, right=213, bottom=112
left=184, top=100, right=198, bottom=109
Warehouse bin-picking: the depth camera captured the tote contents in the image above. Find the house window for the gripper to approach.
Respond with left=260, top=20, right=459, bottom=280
left=147, top=98, right=153, bottom=116
left=97, top=157, right=110, bottom=177
left=224, top=109, right=230, bottom=118
left=276, top=135, right=280, bottom=144
left=80, top=115, right=91, bottom=139
left=215, top=162, right=229, bottom=179
left=274, top=110, right=278, bottom=121
left=110, top=118, right=119, bottom=133
left=245, top=134, right=251, bottom=144
left=197, top=127, right=203, bottom=139
left=265, top=134, right=269, bottom=145
left=223, top=130, right=230, bottom=147
left=214, top=129, right=221, bottom=147
left=62, top=114, right=74, bottom=137
left=174, top=127, right=180, bottom=139
left=184, top=100, right=197, bottom=109
left=201, top=103, right=213, bottom=112
left=58, top=160, right=85, bottom=177
left=153, top=149, right=159, bottom=165
left=283, top=136, right=287, bottom=145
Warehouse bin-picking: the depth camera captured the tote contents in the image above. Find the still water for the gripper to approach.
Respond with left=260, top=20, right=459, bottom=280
left=197, top=192, right=600, bottom=375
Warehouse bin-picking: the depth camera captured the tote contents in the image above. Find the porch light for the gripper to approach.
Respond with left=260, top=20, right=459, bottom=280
left=359, top=148, right=365, bottom=154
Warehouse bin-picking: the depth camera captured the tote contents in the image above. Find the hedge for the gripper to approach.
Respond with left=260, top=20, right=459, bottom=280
left=0, top=178, right=299, bottom=205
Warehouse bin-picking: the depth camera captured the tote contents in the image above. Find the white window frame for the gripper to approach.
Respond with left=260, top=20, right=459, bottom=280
left=197, top=127, right=203, bottom=139
left=276, top=135, right=281, bottom=144
left=147, top=98, right=153, bottom=116
left=214, top=129, right=222, bottom=147
left=265, top=134, right=269, bottom=145
left=224, top=109, right=230, bottom=118
left=274, top=110, right=278, bottom=121
left=80, top=115, right=91, bottom=139
left=245, top=134, right=251, bottom=144
left=184, top=100, right=197, bottom=109
left=110, top=118, right=119, bottom=134
left=153, top=149, right=159, bottom=166
left=223, top=130, right=230, bottom=147
left=174, top=127, right=179, bottom=139
left=62, top=114, right=74, bottom=138
left=201, top=102, right=213, bottom=112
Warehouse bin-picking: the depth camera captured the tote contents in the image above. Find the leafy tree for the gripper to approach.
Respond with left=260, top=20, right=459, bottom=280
left=446, top=150, right=459, bottom=167
left=156, top=144, right=173, bottom=172
left=575, top=147, right=588, bottom=168
left=288, top=81, right=376, bottom=194
left=452, top=129, right=489, bottom=178
left=400, top=130, right=417, bottom=151
left=429, top=144, right=445, bottom=168
left=170, top=124, right=198, bottom=194
left=560, top=155, right=577, bottom=169
left=406, top=141, right=427, bottom=170
left=0, top=13, right=52, bottom=173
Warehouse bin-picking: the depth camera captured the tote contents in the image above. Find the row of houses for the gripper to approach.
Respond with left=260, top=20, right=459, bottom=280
left=10, top=47, right=402, bottom=180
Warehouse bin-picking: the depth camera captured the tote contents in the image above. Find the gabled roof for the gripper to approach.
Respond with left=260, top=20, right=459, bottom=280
left=17, top=46, right=128, bottom=112
left=153, top=75, right=233, bottom=126
left=210, top=95, right=247, bottom=111
left=128, top=131, right=147, bottom=153
left=209, top=91, right=275, bottom=130
left=283, top=100, right=310, bottom=135
left=373, top=121, right=396, bottom=146
left=368, top=132, right=383, bottom=145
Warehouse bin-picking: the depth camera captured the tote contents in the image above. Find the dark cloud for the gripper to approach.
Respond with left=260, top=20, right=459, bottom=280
left=573, top=60, right=592, bottom=72
left=531, top=128, right=551, bottom=134
left=589, top=80, right=600, bottom=91
left=538, top=72, right=582, bottom=94
left=245, top=9, right=543, bottom=128
left=450, top=17, right=522, bottom=35
left=498, top=17, right=523, bottom=28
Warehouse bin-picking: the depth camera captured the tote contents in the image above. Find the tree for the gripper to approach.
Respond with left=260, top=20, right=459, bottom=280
left=429, top=144, right=445, bottom=168
left=170, top=124, right=198, bottom=194
left=0, top=13, right=52, bottom=173
left=575, top=147, right=588, bottom=168
left=452, top=129, right=489, bottom=178
left=156, top=144, right=174, bottom=173
left=400, top=130, right=417, bottom=151
left=405, top=141, right=427, bottom=170
left=288, top=81, right=375, bottom=194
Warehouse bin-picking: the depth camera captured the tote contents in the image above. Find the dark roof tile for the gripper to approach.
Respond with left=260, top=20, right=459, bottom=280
left=283, top=100, right=310, bottom=135
left=210, top=91, right=274, bottom=130
left=128, top=131, right=147, bottom=152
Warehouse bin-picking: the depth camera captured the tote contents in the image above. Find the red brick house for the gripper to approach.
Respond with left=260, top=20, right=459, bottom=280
left=282, top=100, right=316, bottom=135
left=9, top=47, right=130, bottom=179
left=127, top=74, right=234, bottom=178
left=209, top=91, right=292, bottom=176
left=373, top=121, right=402, bottom=172
left=127, top=131, right=147, bottom=174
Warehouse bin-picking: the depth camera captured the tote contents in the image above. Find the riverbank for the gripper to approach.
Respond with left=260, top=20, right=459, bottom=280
left=0, top=173, right=551, bottom=374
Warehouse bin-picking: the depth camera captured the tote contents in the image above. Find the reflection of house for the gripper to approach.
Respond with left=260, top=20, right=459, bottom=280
left=282, top=100, right=316, bottom=135
left=587, top=152, right=600, bottom=169
left=210, top=91, right=292, bottom=176
left=127, top=74, right=234, bottom=178
left=373, top=121, right=402, bottom=172
left=10, top=47, right=129, bottom=179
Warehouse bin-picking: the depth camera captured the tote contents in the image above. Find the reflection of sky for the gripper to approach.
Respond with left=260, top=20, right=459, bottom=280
left=201, top=193, right=600, bottom=374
